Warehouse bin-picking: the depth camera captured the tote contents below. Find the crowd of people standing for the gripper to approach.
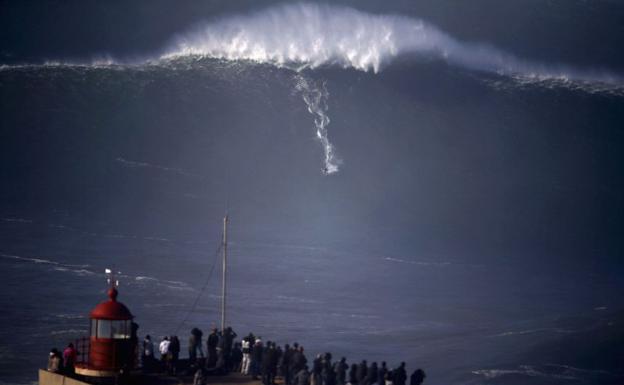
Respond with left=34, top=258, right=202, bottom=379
left=170, top=327, right=427, bottom=385
left=231, top=335, right=426, bottom=385
left=49, top=325, right=426, bottom=385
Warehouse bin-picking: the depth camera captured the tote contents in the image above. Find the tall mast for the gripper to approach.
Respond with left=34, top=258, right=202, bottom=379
left=220, top=214, right=228, bottom=331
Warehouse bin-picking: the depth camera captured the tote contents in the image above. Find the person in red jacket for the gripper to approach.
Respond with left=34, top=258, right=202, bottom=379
left=63, top=343, right=77, bottom=375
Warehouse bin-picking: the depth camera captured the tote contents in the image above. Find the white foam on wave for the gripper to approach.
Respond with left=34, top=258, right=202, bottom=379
left=162, top=3, right=624, bottom=93
left=473, top=364, right=614, bottom=381
left=232, top=240, right=328, bottom=252
left=383, top=256, right=451, bottom=267
left=0, top=252, right=89, bottom=268
left=1, top=217, right=33, bottom=224
left=53, top=267, right=95, bottom=276
left=143, top=236, right=172, bottom=242
left=330, top=312, right=380, bottom=319
left=1, top=3, right=623, bottom=96
left=115, top=157, right=203, bottom=180
left=0, top=252, right=97, bottom=279
left=55, top=314, right=86, bottom=319
left=276, top=295, right=321, bottom=304
left=50, top=329, right=87, bottom=336
left=131, top=274, right=194, bottom=292
left=162, top=3, right=445, bottom=73
left=42, top=219, right=178, bottom=244
left=135, top=276, right=158, bottom=281
left=492, top=327, right=575, bottom=337
left=142, top=303, right=186, bottom=308
left=1, top=252, right=196, bottom=294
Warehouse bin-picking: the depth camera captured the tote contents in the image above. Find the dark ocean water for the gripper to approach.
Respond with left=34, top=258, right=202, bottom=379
left=2, top=3, right=624, bottom=385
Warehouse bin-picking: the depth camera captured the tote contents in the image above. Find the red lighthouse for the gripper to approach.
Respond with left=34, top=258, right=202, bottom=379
left=75, top=273, right=136, bottom=377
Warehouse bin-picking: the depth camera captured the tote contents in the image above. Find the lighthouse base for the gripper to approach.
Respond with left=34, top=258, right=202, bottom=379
left=39, top=370, right=91, bottom=385
left=75, top=366, right=119, bottom=377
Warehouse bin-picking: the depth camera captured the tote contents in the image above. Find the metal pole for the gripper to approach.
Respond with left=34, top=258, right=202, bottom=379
left=221, top=214, right=228, bottom=331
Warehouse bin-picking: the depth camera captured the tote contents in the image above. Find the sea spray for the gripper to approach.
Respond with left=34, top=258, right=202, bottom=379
left=2, top=4, right=623, bottom=96
left=161, top=3, right=624, bottom=95
left=294, top=74, right=340, bottom=174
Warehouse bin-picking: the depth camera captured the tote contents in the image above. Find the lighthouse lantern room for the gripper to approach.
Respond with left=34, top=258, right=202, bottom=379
left=75, top=270, right=136, bottom=377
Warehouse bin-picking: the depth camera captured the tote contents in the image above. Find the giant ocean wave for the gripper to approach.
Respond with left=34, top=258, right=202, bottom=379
left=2, top=3, right=623, bottom=95
left=2, top=3, right=624, bottom=174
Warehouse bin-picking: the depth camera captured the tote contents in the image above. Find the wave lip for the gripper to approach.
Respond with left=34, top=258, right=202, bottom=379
left=161, top=3, right=423, bottom=73
left=160, top=2, right=624, bottom=95
left=2, top=3, right=623, bottom=96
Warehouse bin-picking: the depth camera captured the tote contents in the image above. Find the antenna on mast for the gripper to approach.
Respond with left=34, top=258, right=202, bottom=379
left=104, top=268, right=121, bottom=296
left=105, top=268, right=120, bottom=283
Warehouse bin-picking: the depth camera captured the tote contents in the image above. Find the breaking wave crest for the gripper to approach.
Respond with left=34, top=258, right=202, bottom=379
left=161, top=3, right=624, bottom=94
left=2, top=3, right=623, bottom=97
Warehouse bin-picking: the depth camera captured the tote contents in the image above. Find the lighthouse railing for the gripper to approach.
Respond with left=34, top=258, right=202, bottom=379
left=74, top=336, right=90, bottom=366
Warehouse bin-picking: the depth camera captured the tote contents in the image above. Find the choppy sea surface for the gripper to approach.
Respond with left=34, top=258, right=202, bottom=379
left=1, top=218, right=623, bottom=385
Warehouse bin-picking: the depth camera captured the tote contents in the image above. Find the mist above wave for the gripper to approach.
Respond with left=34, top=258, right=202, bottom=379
left=163, top=3, right=409, bottom=73
left=162, top=3, right=624, bottom=90
left=2, top=3, right=623, bottom=96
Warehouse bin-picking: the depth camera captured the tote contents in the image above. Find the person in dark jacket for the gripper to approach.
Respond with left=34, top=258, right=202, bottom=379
left=291, top=346, right=307, bottom=375
left=321, top=353, right=335, bottom=385
left=207, top=328, right=220, bottom=368
left=169, top=336, right=180, bottom=375
left=294, top=365, right=311, bottom=385
left=231, top=342, right=243, bottom=372
left=281, top=344, right=292, bottom=385
left=223, top=326, right=237, bottom=369
left=143, top=335, right=154, bottom=372
left=409, top=369, right=425, bottom=385
left=312, top=354, right=322, bottom=385
left=251, top=339, right=264, bottom=380
left=189, top=328, right=204, bottom=362
left=393, top=363, right=407, bottom=385
left=356, top=360, right=368, bottom=385
left=262, top=342, right=278, bottom=385
left=323, top=362, right=336, bottom=385
left=348, top=364, right=358, bottom=385
left=334, top=357, right=348, bottom=385
left=377, top=362, right=387, bottom=385
left=365, top=362, right=378, bottom=385
left=270, top=343, right=280, bottom=384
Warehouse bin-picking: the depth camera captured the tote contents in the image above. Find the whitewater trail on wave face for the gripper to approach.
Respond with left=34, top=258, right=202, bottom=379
left=293, top=74, right=340, bottom=174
